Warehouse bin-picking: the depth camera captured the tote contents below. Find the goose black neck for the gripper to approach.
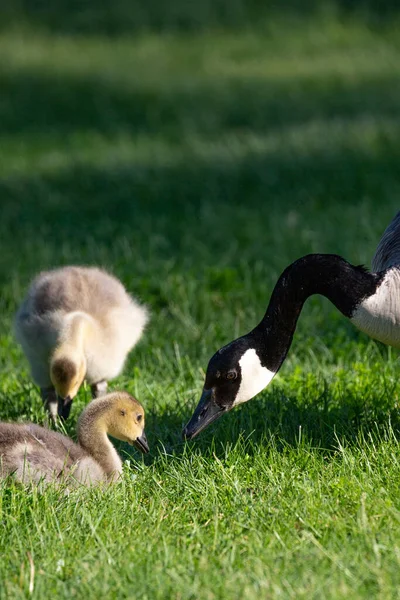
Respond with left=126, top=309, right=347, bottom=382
left=252, top=254, right=383, bottom=373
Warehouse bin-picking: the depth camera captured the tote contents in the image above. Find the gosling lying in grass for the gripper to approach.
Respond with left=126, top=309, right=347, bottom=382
left=0, top=391, right=149, bottom=487
left=14, top=266, right=149, bottom=420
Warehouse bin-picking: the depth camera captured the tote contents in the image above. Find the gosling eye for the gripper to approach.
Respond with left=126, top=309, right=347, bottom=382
left=120, top=409, right=126, bottom=416
left=137, top=414, right=143, bottom=422
left=226, top=371, right=237, bottom=381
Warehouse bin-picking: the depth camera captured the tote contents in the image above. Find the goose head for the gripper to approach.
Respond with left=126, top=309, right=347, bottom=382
left=50, top=351, right=87, bottom=403
left=183, top=334, right=276, bottom=440
left=106, top=393, right=149, bottom=453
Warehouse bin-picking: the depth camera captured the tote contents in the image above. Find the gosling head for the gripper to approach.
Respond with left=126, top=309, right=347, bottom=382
left=106, top=392, right=149, bottom=453
left=50, top=352, right=87, bottom=402
left=183, top=335, right=276, bottom=440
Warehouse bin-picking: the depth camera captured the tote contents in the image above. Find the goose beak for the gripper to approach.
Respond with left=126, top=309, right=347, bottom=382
left=182, top=388, right=226, bottom=440
left=133, top=432, right=150, bottom=454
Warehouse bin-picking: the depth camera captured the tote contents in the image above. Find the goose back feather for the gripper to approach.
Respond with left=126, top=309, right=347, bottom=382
left=372, top=211, right=400, bottom=272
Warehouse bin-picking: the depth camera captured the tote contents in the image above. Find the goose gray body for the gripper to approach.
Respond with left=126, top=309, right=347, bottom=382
left=351, top=211, right=400, bottom=347
left=183, top=211, right=400, bottom=440
left=372, top=211, right=400, bottom=272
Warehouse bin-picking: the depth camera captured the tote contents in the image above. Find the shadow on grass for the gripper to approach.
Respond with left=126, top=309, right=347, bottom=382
left=1, top=139, right=399, bottom=269
left=1, top=37, right=399, bottom=266
left=137, top=384, right=400, bottom=465
left=1, top=69, right=400, bottom=139
left=2, top=380, right=399, bottom=467
left=0, top=0, right=398, bottom=36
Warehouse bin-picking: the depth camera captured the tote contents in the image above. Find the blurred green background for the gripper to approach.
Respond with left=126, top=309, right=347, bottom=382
left=1, top=0, right=399, bottom=34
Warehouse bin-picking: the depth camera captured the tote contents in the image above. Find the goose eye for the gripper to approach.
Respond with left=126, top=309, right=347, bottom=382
left=137, top=414, right=143, bottom=422
left=226, top=371, right=237, bottom=380
left=120, top=410, right=126, bottom=416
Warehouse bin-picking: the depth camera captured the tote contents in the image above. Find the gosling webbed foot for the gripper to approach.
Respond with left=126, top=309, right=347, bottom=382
left=91, top=381, right=108, bottom=398
left=41, top=387, right=58, bottom=423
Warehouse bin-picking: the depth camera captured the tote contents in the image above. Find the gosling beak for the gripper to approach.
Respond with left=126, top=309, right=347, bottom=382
left=133, top=431, right=150, bottom=454
left=57, top=395, right=73, bottom=420
left=182, top=388, right=226, bottom=440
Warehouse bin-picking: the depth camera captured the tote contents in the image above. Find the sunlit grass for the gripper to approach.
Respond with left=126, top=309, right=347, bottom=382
left=1, top=13, right=400, bottom=599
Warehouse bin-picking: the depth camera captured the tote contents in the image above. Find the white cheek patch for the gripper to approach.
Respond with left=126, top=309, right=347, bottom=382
left=233, top=348, right=275, bottom=406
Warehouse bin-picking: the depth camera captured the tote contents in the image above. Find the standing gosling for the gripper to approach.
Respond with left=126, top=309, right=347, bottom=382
left=0, top=391, right=149, bottom=486
left=15, top=266, right=149, bottom=420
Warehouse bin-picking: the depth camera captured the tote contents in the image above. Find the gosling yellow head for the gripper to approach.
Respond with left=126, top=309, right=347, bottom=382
left=50, top=351, right=87, bottom=402
left=78, top=391, right=149, bottom=455
left=105, top=393, right=149, bottom=453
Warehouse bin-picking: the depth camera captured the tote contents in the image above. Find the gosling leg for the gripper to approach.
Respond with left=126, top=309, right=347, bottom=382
left=41, top=387, right=58, bottom=422
left=91, top=380, right=108, bottom=398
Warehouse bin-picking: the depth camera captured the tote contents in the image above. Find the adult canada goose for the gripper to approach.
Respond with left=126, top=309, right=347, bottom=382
left=183, top=211, right=400, bottom=440
left=15, top=266, right=148, bottom=420
left=0, top=391, right=149, bottom=486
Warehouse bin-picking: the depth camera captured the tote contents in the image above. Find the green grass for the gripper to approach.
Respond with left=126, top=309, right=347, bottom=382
left=1, top=11, right=400, bottom=599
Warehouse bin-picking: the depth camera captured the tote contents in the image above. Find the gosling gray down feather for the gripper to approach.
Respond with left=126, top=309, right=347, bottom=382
left=0, top=391, right=148, bottom=486
left=14, top=266, right=148, bottom=418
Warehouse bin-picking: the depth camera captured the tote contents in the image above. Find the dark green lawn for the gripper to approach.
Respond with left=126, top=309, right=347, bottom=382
left=1, top=9, right=400, bottom=598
